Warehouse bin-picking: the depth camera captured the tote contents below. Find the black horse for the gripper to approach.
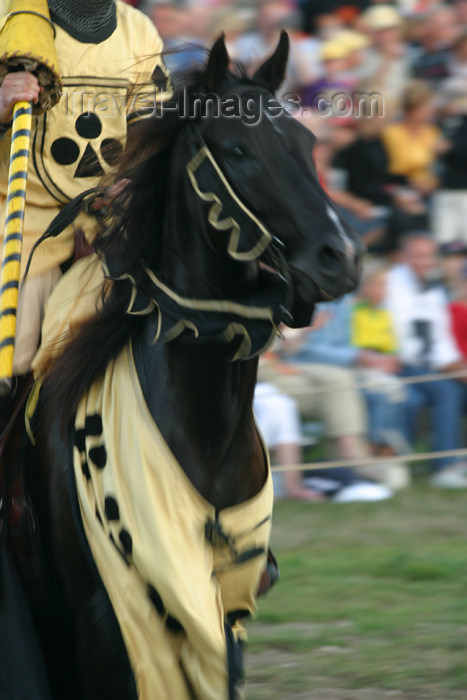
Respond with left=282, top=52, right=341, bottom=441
left=14, top=33, right=362, bottom=700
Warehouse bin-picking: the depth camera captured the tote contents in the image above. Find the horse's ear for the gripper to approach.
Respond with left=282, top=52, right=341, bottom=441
left=252, top=30, right=289, bottom=93
left=205, top=34, right=230, bottom=90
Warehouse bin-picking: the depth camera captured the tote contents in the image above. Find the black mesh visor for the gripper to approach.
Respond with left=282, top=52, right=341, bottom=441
left=48, top=0, right=115, bottom=34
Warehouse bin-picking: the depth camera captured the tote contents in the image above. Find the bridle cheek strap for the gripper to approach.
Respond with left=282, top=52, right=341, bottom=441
left=186, top=130, right=272, bottom=263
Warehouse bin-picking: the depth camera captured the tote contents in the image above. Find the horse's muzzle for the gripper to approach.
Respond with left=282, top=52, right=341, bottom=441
left=314, top=231, right=363, bottom=300
left=290, top=229, right=363, bottom=307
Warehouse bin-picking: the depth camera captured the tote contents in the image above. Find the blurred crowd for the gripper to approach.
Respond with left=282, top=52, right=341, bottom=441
left=126, top=0, right=467, bottom=502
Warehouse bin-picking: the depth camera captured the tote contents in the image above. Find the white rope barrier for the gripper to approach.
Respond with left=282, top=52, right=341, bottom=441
left=262, top=366, right=467, bottom=474
left=282, top=368, right=467, bottom=396
left=271, top=447, right=467, bottom=472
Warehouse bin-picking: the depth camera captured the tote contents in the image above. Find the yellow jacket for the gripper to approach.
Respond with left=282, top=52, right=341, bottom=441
left=0, top=1, right=168, bottom=277
left=352, top=301, right=397, bottom=355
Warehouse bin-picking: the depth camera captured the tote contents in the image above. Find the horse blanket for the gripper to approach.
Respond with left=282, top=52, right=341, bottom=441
left=71, top=342, right=273, bottom=700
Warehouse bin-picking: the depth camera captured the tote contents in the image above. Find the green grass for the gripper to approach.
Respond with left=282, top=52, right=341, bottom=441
left=245, top=483, right=467, bottom=699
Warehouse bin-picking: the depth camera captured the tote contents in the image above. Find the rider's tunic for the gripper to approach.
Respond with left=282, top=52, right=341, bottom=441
left=71, top=342, right=273, bottom=700
left=0, top=0, right=168, bottom=278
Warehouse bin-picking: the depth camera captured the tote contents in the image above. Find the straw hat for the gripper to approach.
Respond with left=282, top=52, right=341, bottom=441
left=362, top=4, right=402, bottom=30
left=321, top=37, right=351, bottom=61
left=333, top=29, right=370, bottom=52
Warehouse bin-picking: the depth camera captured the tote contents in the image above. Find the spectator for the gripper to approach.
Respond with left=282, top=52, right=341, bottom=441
left=358, top=4, right=409, bottom=116
left=409, top=3, right=459, bottom=86
left=449, top=261, right=467, bottom=363
left=329, top=116, right=428, bottom=253
left=432, top=83, right=467, bottom=246
left=146, top=2, right=207, bottom=73
left=299, top=1, right=354, bottom=37
left=257, top=344, right=393, bottom=497
left=231, top=0, right=295, bottom=63
left=298, top=29, right=371, bottom=118
left=228, top=0, right=331, bottom=100
left=337, top=29, right=371, bottom=83
left=301, top=34, right=355, bottom=108
left=448, top=259, right=467, bottom=412
left=281, top=292, right=408, bottom=488
left=439, top=240, right=467, bottom=300
left=443, top=28, right=467, bottom=97
left=351, top=261, right=411, bottom=488
left=253, top=383, right=324, bottom=501
left=381, top=80, right=441, bottom=199
left=386, top=232, right=467, bottom=488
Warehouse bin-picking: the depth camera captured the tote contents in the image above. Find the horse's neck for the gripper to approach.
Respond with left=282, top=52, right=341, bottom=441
left=132, top=161, right=267, bottom=509
left=134, top=336, right=266, bottom=511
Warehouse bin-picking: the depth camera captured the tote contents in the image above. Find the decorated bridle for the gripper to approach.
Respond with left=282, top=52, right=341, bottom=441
left=23, top=123, right=295, bottom=361
left=101, top=122, right=295, bottom=360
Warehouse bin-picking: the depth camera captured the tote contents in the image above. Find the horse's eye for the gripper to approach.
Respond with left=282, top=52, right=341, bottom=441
left=226, top=145, right=247, bottom=158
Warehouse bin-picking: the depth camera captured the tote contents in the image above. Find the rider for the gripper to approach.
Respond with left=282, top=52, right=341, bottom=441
left=0, top=0, right=169, bottom=415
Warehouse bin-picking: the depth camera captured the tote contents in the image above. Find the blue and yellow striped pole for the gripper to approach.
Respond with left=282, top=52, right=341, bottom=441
left=0, top=0, right=62, bottom=396
left=0, top=100, right=32, bottom=391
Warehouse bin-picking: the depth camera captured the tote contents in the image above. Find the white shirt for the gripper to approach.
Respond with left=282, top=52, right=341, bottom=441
left=386, top=264, right=461, bottom=369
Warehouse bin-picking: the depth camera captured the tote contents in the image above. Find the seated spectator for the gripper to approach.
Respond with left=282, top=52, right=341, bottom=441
left=299, top=1, right=352, bottom=38
left=358, top=4, right=409, bottom=116
left=329, top=116, right=428, bottom=253
left=386, top=232, right=467, bottom=487
left=253, top=383, right=324, bottom=502
left=439, top=240, right=467, bottom=300
left=333, top=29, right=371, bottom=85
left=293, top=29, right=369, bottom=111
left=254, top=377, right=392, bottom=502
left=300, top=0, right=367, bottom=35
left=331, top=117, right=393, bottom=215
left=449, top=261, right=467, bottom=364
left=147, top=2, right=207, bottom=73
left=300, top=34, right=355, bottom=108
left=442, top=28, right=467, bottom=99
left=257, top=346, right=393, bottom=497
left=228, top=0, right=306, bottom=97
left=409, top=3, right=459, bottom=87
left=327, top=119, right=389, bottom=243
left=432, top=86, right=467, bottom=247
left=381, top=80, right=441, bottom=200
left=351, top=261, right=411, bottom=488
left=229, top=0, right=295, bottom=67
left=279, top=291, right=409, bottom=488
left=448, top=261, right=467, bottom=419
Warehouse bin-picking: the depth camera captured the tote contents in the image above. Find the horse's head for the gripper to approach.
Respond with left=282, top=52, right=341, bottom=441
left=99, top=33, right=363, bottom=358
left=173, top=32, right=363, bottom=328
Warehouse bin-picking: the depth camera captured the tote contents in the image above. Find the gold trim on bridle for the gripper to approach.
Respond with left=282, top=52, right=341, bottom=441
left=186, top=145, right=272, bottom=262
left=143, top=265, right=275, bottom=321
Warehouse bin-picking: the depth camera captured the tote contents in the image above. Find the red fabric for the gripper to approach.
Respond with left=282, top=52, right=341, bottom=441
left=450, top=302, right=467, bottom=359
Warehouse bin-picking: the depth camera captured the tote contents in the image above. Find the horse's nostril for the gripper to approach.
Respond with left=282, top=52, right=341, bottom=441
left=317, top=244, right=343, bottom=272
